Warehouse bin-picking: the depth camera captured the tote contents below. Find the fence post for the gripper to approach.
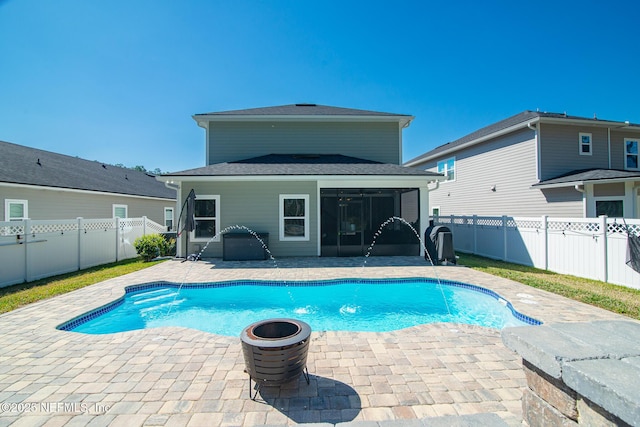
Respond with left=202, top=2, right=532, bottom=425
left=502, top=215, right=508, bottom=261
left=541, top=215, right=548, bottom=270
left=115, top=217, right=120, bottom=262
left=143, top=216, right=147, bottom=236
left=77, top=217, right=83, bottom=271
left=24, top=219, right=31, bottom=283
left=600, top=215, right=608, bottom=283
left=473, top=215, right=478, bottom=254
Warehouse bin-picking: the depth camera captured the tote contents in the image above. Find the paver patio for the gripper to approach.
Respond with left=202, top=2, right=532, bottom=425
left=0, top=257, right=632, bottom=426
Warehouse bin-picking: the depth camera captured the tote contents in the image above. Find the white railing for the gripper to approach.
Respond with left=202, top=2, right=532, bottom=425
left=0, top=217, right=168, bottom=288
left=433, top=215, right=640, bottom=290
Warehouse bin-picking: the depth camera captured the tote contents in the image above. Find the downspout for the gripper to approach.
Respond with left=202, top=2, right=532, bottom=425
left=607, top=127, right=611, bottom=169
left=574, top=184, right=586, bottom=217
left=528, top=122, right=540, bottom=181
left=633, top=183, right=640, bottom=218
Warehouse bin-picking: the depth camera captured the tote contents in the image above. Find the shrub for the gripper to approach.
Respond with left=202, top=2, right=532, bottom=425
left=134, top=234, right=169, bottom=262
left=163, top=237, right=176, bottom=257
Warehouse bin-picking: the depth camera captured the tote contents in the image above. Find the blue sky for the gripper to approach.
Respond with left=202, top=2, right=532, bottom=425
left=1, top=0, right=640, bottom=173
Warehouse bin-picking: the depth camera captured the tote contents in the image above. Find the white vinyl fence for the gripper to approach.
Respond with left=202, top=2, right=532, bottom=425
left=0, top=217, right=167, bottom=288
left=433, top=215, right=640, bottom=290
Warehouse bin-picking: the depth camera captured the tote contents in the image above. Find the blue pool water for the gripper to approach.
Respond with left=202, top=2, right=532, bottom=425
left=60, top=278, right=540, bottom=336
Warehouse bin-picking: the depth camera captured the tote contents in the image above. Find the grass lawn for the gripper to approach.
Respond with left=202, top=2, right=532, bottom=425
left=0, top=257, right=165, bottom=314
left=458, top=253, right=640, bottom=321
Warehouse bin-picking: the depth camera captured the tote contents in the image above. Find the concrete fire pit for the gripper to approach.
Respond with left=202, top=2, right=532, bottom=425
left=240, top=318, right=311, bottom=400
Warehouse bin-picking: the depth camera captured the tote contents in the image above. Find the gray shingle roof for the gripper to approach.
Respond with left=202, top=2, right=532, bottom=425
left=0, top=140, right=176, bottom=199
left=195, top=104, right=411, bottom=117
left=405, top=110, right=640, bottom=165
left=163, top=154, right=442, bottom=177
left=532, top=169, right=640, bottom=187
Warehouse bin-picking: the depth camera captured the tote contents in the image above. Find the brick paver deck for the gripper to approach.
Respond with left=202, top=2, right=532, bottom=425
left=0, top=257, right=630, bottom=426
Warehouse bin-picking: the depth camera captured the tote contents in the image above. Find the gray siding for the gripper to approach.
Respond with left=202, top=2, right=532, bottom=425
left=0, top=185, right=173, bottom=224
left=610, top=129, right=640, bottom=170
left=207, top=121, right=400, bottom=165
left=424, top=128, right=584, bottom=217
left=539, top=124, right=610, bottom=181
left=184, top=180, right=318, bottom=258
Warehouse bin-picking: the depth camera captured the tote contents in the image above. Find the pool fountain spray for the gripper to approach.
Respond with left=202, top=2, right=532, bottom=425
left=363, top=216, right=451, bottom=316
left=165, top=224, right=285, bottom=317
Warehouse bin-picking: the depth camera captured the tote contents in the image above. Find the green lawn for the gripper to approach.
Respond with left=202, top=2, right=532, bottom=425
left=457, top=253, right=640, bottom=320
left=0, top=258, right=165, bottom=314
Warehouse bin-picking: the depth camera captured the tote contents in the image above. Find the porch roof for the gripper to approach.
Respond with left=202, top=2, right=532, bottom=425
left=532, top=169, right=640, bottom=189
left=161, top=154, right=442, bottom=178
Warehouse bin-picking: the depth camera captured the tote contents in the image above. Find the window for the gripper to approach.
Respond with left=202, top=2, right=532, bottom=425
left=5, top=199, right=28, bottom=221
left=579, top=132, right=592, bottom=155
left=279, top=194, right=309, bottom=241
left=113, top=204, right=128, bottom=218
left=432, top=207, right=440, bottom=217
left=596, top=200, right=623, bottom=217
left=164, top=207, right=174, bottom=231
left=191, top=195, right=220, bottom=242
left=437, top=157, right=455, bottom=182
left=625, top=138, right=639, bottom=170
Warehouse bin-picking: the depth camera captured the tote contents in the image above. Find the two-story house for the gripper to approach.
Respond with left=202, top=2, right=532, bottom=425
left=405, top=111, right=640, bottom=218
left=158, top=104, right=442, bottom=258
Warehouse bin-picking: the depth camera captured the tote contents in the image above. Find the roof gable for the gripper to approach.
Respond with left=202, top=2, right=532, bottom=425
left=0, top=140, right=175, bottom=199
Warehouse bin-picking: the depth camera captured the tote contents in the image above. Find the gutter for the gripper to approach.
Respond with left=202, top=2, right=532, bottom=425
left=194, top=114, right=415, bottom=129
left=531, top=176, right=640, bottom=190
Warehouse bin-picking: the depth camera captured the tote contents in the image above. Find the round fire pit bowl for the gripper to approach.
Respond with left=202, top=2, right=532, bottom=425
left=240, top=318, right=311, bottom=399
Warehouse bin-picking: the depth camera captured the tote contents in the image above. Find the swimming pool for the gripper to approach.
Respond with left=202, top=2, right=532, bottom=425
left=59, top=278, right=541, bottom=336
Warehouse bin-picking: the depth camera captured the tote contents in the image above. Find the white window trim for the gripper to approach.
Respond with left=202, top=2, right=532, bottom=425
left=593, top=197, right=624, bottom=218
left=279, top=194, right=309, bottom=241
left=579, top=132, right=592, bottom=156
left=112, top=204, right=128, bottom=218
left=437, top=157, right=456, bottom=183
left=190, top=195, right=221, bottom=242
left=625, top=138, right=639, bottom=171
left=5, top=199, right=28, bottom=221
left=164, top=207, right=174, bottom=231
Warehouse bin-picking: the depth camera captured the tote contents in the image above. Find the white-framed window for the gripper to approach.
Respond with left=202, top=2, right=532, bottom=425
left=164, top=207, right=174, bottom=231
left=579, top=132, right=592, bottom=155
left=279, top=194, right=309, bottom=241
left=5, top=199, right=28, bottom=221
left=432, top=206, right=440, bottom=217
left=113, top=204, right=128, bottom=218
left=625, top=138, right=639, bottom=170
left=595, top=199, right=623, bottom=217
left=437, top=157, right=455, bottom=182
left=191, top=195, right=220, bottom=242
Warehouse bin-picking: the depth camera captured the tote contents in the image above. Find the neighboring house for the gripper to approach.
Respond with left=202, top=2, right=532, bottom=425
left=0, top=140, right=177, bottom=227
left=158, top=104, right=442, bottom=258
left=405, top=111, right=640, bottom=218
